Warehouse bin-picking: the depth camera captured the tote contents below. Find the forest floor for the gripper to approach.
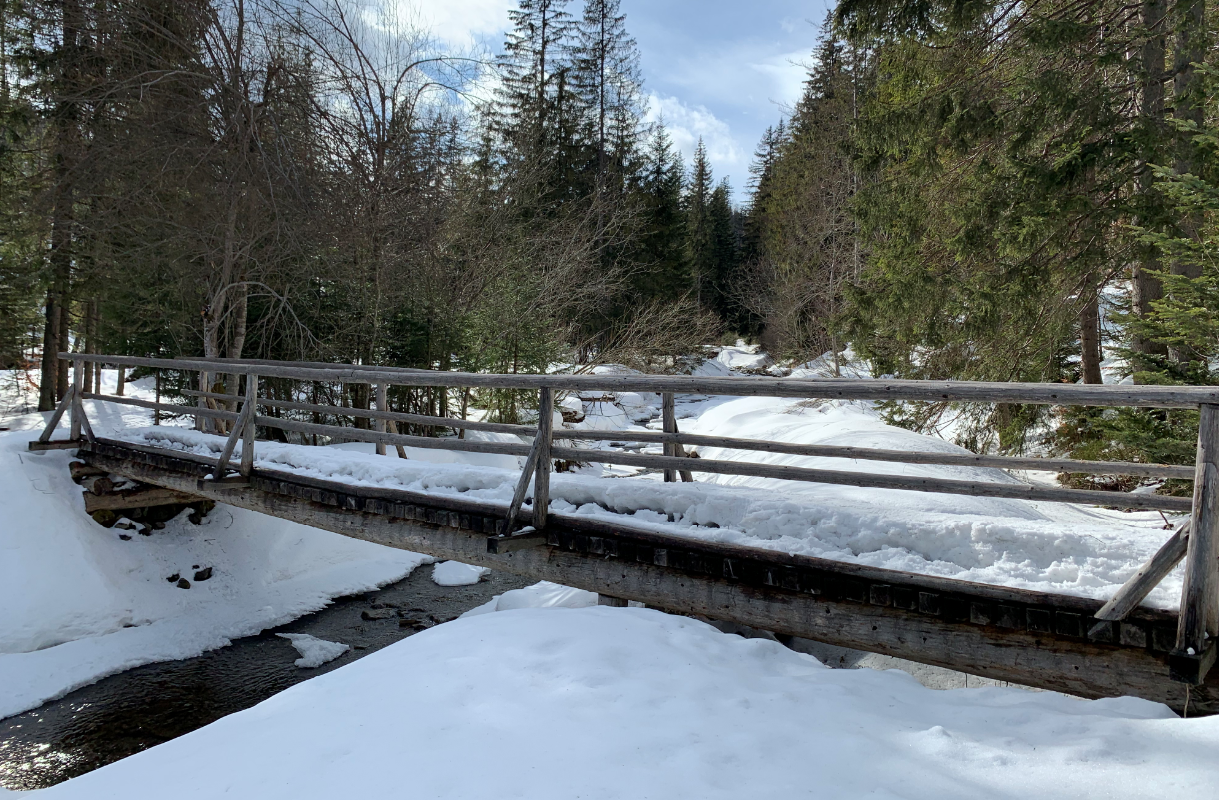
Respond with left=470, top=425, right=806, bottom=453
left=1, top=349, right=1215, bottom=797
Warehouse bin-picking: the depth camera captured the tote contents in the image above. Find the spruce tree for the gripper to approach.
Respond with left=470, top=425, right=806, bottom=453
left=634, top=123, right=688, bottom=301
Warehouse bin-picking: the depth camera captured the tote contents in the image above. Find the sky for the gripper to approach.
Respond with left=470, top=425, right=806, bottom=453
left=407, top=0, right=833, bottom=201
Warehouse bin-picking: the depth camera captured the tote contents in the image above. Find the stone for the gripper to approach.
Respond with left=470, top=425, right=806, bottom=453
left=176, top=578, right=191, bottom=589
left=193, top=566, right=213, bottom=582
left=167, top=573, right=180, bottom=583
left=360, top=608, right=395, bottom=621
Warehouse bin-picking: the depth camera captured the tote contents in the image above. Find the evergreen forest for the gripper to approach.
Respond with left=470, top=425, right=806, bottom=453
left=1, top=0, right=1217, bottom=474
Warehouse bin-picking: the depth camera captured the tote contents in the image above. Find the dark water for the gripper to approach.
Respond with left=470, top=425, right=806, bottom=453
left=0, top=568, right=531, bottom=790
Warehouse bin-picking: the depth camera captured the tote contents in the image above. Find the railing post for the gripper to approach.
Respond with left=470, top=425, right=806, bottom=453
left=1174, top=403, right=1219, bottom=683
left=375, top=384, right=387, bottom=456
left=69, top=357, right=84, bottom=441
left=534, top=387, right=553, bottom=529
left=662, top=392, right=677, bottom=482
left=196, top=369, right=209, bottom=432
left=240, top=372, right=258, bottom=477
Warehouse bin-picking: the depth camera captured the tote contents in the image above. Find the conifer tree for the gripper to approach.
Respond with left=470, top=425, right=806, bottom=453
left=572, top=0, right=644, bottom=184
left=634, top=123, right=688, bottom=301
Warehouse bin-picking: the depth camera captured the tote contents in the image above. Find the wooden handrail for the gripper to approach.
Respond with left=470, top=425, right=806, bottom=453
left=58, top=352, right=1219, bottom=408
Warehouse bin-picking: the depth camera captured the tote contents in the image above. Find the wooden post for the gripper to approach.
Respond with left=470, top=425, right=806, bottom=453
left=1177, top=404, right=1219, bottom=667
left=196, top=370, right=209, bottom=432
left=240, top=372, right=257, bottom=477
left=116, top=364, right=125, bottom=396
left=69, top=358, right=83, bottom=441
left=375, top=384, right=388, bottom=456
left=1175, top=402, right=1219, bottom=678
left=662, top=392, right=677, bottom=482
left=154, top=370, right=161, bottom=425
left=534, top=387, right=553, bottom=529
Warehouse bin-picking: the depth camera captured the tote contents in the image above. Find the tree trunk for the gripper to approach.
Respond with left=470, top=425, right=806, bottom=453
left=1167, top=0, right=1206, bottom=365
left=1080, top=292, right=1104, bottom=384
left=40, top=0, right=80, bottom=409
left=39, top=289, right=60, bottom=410
left=56, top=301, right=71, bottom=400
left=1132, top=0, right=1169, bottom=369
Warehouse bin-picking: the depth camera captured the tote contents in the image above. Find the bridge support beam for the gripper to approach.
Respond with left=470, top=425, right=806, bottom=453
left=80, top=441, right=1219, bottom=716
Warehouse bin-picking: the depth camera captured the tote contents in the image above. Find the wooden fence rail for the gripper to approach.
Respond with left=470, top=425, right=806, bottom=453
left=36, top=352, right=1219, bottom=685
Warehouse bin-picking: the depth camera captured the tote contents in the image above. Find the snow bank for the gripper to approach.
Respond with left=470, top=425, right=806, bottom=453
left=461, top=580, right=598, bottom=617
left=0, top=379, right=432, bottom=719
left=431, top=561, right=489, bottom=586
left=276, top=633, right=350, bottom=668
left=25, top=607, right=1218, bottom=800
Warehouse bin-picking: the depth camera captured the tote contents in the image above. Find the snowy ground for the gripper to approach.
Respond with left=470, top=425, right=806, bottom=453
left=14, top=603, right=1218, bottom=800
left=0, top=370, right=431, bottom=720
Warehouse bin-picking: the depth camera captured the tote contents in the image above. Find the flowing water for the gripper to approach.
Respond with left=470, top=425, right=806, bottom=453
left=0, top=568, right=531, bottom=790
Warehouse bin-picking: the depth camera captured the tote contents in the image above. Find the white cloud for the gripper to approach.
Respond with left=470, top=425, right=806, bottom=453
left=645, top=93, right=746, bottom=188
left=388, top=0, right=513, bottom=50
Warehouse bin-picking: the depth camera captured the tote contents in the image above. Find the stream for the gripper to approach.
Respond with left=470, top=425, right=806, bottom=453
left=0, top=567, right=531, bottom=791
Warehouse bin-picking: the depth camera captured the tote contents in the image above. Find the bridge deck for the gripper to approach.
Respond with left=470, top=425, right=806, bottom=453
left=79, top=437, right=1218, bottom=715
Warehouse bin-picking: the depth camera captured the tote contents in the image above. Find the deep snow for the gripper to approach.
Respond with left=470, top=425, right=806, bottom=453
left=18, top=605, right=1219, bottom=800
left=0, top=371, right=431, bottom=720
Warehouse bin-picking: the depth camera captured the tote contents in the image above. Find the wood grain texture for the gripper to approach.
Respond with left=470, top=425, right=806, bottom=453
left=1179, top=404, right=1219, bottom=654
left=62, top=353, right=1219, bottom=408
left=1095, top=523, right=1190, bottom=622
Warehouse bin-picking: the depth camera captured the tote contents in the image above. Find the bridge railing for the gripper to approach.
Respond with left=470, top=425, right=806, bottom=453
left=34, top=352, right=1219, bottom=683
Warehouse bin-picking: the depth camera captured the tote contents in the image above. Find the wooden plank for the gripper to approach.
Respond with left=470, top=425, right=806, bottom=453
left=503, top=436, right=543, bottom=536
left=61, top=353, right=1219, bottom=409
left=38, top=386, right=74, bottom=443
left=184, top=390, right=539, bottom=437
left=28, top=440, right=83, bottom=451
left=534, top=387, right=553, bottom=529
left=69, top=359, right=83, bottom=441
left=82, top=392, right=240, bottom=422
left=557, top=430, right=1194, bottom=480
left=253, top=415, right=533, bottom=457
left=212, top=402, right=251, bottom=479
left=83, top=487, right=199, bottom=513
left=1178, top=404, right=1219, bottom=663
left=548, top=446, right=1193, bottom=512
left=375, top=384, right=387, bottom=457
left=80, top=448, right=1217, bottom=714
left=487, top=526, right=548, bottom=553
left=662, top=392, right=676, bottom=483
left=240, top=374, right=257, bottom=477
left=1094, top=522, right=1191, bottom=625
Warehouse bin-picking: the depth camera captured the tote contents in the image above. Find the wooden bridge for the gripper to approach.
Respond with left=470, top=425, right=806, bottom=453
left=30, top=353, right=1219, bottom=714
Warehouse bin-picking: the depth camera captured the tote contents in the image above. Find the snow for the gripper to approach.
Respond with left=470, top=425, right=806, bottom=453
left=431, top=561, right=490, bottom=586
left=461, top=580, right=599, bottom=617
left=108, top=395, right=1186, bottom=611
left=0, top=370, right=438, bottom=720
left=23, top=606, right=1219, bottom=800
left=276, top=633, right=350, bottom=668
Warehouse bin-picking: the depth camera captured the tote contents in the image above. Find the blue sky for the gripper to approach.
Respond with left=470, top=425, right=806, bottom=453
left=408, top=0, right=833, bottom=200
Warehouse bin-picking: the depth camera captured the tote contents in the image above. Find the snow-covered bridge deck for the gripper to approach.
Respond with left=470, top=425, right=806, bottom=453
left=34, top=353, right=1219, bottom=713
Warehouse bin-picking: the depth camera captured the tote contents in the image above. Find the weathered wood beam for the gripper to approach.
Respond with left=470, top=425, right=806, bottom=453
left=62, top=353, right=1219, bottom=409
left=1177, top=404, right=1219, bottom=679
left=83, top=392, right=240, bottom=422
left=79, top=445, right=1218, bottom=714
left=82, top=486, right=200, bottom=513
left=548, top=447, right=1193, bottom=513
left=1093, top=522, right=1191, bottom=626
left=38, top=386, right=74, bottom=443
left=534, top=387, right=553, bottom=529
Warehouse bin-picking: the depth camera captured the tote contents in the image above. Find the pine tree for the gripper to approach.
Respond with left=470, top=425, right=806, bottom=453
left=634, top=123, right=688, bottom=301
left=572, top=0, right=644, bottom=185
left=684, top=138, right=714, bottom=307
